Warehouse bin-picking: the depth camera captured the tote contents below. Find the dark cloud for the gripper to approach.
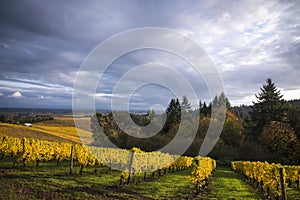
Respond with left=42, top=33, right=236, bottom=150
left=0, top=0, right=299, bottom=108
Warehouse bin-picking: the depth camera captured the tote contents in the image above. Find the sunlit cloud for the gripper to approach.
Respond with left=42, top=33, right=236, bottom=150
left=8, top=91, right=23, bottom=98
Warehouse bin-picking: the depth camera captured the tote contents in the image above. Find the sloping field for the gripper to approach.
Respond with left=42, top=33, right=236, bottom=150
left=0, top=117, right=93, bottom=144
left=0, top=123, right=74, bottom=143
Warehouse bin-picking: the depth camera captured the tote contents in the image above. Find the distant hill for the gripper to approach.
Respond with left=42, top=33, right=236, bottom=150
left=232, top=99, right=300, bottom=118
left=288, top=99, right=300, bottom=107
left=0, top=107, right=72, bottom=115
left=232, top=105, right=252, bottom=119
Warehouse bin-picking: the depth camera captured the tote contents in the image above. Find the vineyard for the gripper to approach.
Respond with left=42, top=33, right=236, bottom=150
left=1, top=135, right=300, bottom=199
left=232, top=161, right=300, bottom=199
left=0, top=136, right=217, bottom=199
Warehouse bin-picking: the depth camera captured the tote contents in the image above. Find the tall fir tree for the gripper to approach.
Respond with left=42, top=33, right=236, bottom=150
left=219, top=92, right=231, bottom=109
left=212, top=92, right=231, bottom=109
left=199, top=100, right=210, bottom=116
left=181, top=95, right=192, bottom=113
left=162, top=98, right=181, bottom=133
left=202, top=102, right=209, bottom=116
left=250, top=78, right=288, bottom=137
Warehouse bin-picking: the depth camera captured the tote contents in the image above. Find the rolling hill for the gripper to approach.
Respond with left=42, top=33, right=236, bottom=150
left=0, top=116, right=92, bottom=144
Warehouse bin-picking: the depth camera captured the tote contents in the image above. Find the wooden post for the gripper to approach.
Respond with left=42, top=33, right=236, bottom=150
left=69, top=145, right=74, bottom=175
left=127, top=152, right=134, bottom=184
left=22, top=138, right=26, bottom=167
left=152, top=171, right=155, bottom=177
left=119, top=175, right=124, bottom=185
left=158, top=169, right=161, bottom=177
left=79, top=165, right=83, bottom=175
left=279, top=168, right=287, bottom=200
left=22, top=138, right=25, bottom=153
left=195, top=179, right=200, bottom=194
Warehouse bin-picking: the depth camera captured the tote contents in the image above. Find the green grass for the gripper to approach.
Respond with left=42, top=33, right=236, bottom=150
left=1, top=159, right=299, bottom=199
left=0, top=159, right=123, bottom=199
left=286, top=187, right=300, bottom=200
left=0, top=157, right=194, bottom=200
left=214, top=168, right=300, bottom=200
left=127, top=169, right=195, bottom=199
left=203, top=167, right=261, bottom=200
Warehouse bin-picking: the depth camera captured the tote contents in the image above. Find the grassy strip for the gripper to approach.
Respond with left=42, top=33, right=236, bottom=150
left=204, top=167, right=261, bottom=200
left=116, top=167, right=263, bottom=199
left=231, top=167, right=300, bottom=200
left=125, top=169, right=195, bottom=199
left=286, top=187, right=300, bottom=200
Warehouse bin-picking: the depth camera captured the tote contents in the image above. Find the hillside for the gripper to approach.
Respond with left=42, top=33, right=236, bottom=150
left=289, top=99, right=300, bottom=107
left=0, top=116, right=92, bottom=144
left=233, top=99, right=300, bottom=118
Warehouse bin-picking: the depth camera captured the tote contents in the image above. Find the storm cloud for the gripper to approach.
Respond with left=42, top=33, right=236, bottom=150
left=0, top=0, right=299, bottom=109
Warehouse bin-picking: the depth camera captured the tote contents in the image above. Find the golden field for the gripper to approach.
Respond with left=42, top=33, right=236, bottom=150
left=0, top=116, right=93, bottom=144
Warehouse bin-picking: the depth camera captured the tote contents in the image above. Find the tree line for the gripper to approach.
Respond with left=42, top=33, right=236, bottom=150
left=0, top=113, right=54, bottom=124
left=210, top=78, right=300, bottom=165
left=91, top=78, right=300, bottom=165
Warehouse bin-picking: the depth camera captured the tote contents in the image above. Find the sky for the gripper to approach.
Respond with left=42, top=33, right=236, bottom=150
left=0, top=0, right=299, bottom=110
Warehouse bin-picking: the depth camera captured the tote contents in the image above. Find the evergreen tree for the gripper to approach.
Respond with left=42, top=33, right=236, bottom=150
left=175, top=98, right=181, bottom=122
left=200, top=101, right=209, bottom=116
left=181, top=95, right=192, bottom=113
left=181, top=95, right=192, bottom=121
left=162, top=98, right=181, bottom=133
left=212, top=92, right=231, bottom=109
left=147, top=109, right=156, bottom=119
left=250, top=78, right=288, bottom=137
left=208, top=102, right=212, bottom=116
left=219, top=92, right=231, bottom=109
left=212, top=95, right=219, bottom=107
left=199, top=100, right=202, bottom=110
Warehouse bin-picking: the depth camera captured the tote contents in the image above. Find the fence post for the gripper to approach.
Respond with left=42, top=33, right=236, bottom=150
left=69, top=145, right=74, bottom=175
left=279, top=168, right=287, bottom=200
left=22, top=138, right=26, bottom=167
left=195, top=179, right=200, bottom=194
left=22, top=138, right=25, bottom=153
left=127, top=152, right=135, bottom=184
